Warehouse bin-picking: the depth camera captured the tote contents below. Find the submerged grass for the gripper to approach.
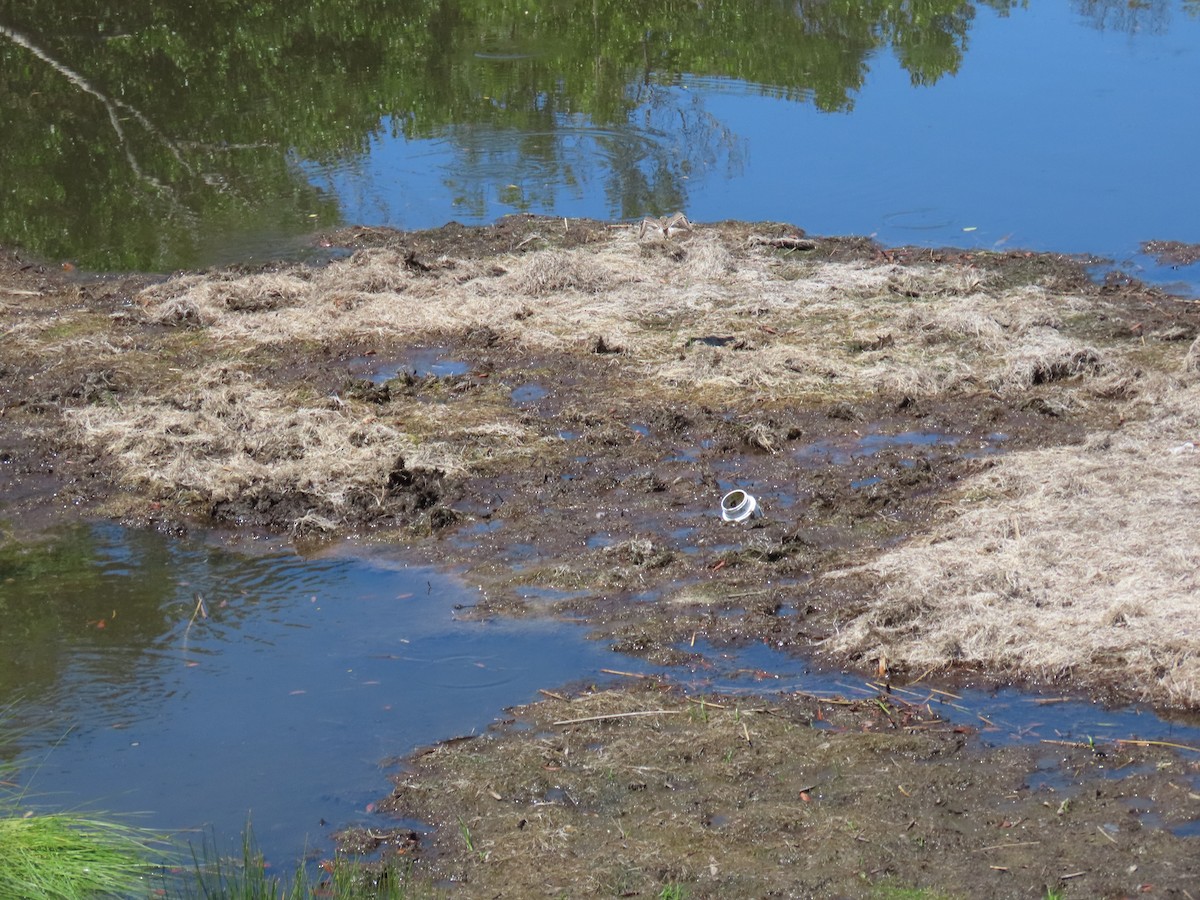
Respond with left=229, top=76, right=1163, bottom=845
left=175, top=823, right=434, bottom=900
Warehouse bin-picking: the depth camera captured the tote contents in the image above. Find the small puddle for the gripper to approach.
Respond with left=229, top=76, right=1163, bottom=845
left=352, top=348, right=470, bottom=383
left=0, top=524, right=650, bottom=867
left=794, top=429, right=973, bottom=467
left=450, top=517, right=504, bottom=550
left=510, top=383, right=548, bottom=406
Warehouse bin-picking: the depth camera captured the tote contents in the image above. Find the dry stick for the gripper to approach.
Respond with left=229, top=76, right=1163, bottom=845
left=600, top=668, right=657, bottom=680
left=685, top=696, right=729, bottom=710
left=793, top=691, right=856, bottom=706
left=538, top=689, right=569, bottom=701
left=1115, top=738, right=1200, bottom=754
left=553, top=709, right=684, bottom=726
left=911, top=666, right=938, bottom=685
left=1096, top=825, right=1118, bottom=846
left=183, top=592, right=208, bottom=640
left=974, top=840, right=1041, bottom=853
left=1060, top=871, right=1086, bottom=880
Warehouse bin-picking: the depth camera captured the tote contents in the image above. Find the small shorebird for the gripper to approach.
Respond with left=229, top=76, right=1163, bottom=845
left=638, top=211, right=692, bottom=239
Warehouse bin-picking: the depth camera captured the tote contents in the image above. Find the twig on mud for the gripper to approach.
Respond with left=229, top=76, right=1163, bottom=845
left=600, top=668, right=659, bottom=680
left=1040, top=738, right=1096, bottom=750
left=973, top=840, right=1040, bottom=853
left=684, top=696, right=729, bottom=710
left=552, top=709, right=683, bottom=726
left=911, top=666, right=938, bottom=685
left=1114, top=738, right=1200, bottom=754
left=538, top=689, right=569, bottom=701
left=1096, top=825, right=1119, bottom=846
left=1060, top=871, right=1086, bottom=880
left=790, top=690, right=856, bottom=706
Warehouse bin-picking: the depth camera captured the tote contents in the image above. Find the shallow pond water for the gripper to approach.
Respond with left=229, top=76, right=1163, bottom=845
left=0, top=524, right=651, bottom=866
left=2, top=1, right=1197, bottom=291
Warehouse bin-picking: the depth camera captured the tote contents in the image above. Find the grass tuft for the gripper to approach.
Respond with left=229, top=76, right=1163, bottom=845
left=0, top=814, right=161, bottom=900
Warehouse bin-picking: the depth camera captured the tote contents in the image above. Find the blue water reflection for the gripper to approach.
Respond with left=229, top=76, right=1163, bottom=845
left=305, top=2, right=1200, bottom=292
left=1, top=525, right=638, bottom=866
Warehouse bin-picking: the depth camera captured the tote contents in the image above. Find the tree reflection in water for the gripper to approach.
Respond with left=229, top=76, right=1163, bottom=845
left=1, top=0, right=1022, bottom=270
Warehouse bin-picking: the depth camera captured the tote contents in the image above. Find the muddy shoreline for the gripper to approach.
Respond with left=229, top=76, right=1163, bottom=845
left=3, top=216, right=1199, bottom=896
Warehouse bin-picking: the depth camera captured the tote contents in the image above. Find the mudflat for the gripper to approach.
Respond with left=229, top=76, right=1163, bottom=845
left=3, top=216, right=1199, bottom=897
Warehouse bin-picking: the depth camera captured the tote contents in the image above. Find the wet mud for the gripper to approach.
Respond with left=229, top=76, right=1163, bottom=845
left=3, top=216, right=1200, bottom=896
left=374, top=683, right=1200, bottom=899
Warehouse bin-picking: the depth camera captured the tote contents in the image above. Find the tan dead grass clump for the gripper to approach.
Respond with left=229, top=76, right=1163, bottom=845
left=64, top=365, right=457, bottom=530
left=829, top=379, right=1200, bottom=707
left=513, top=249, right=613, bottom=295
left=130, top=228, right=1124, bottom=406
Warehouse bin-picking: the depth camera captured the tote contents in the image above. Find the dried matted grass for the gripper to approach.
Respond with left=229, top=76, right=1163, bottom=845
left=63, top=365, right=457, bottom=529
left=131, top=229, right=1131, bottom=405
left=829, top=380, right=1200, bottom=707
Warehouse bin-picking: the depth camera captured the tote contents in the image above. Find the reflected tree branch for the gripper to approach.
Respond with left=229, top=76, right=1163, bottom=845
left=0, top=21, right=195, bottom=196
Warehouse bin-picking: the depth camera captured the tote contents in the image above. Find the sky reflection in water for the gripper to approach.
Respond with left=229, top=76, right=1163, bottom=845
left=306, top=3, right=1200, bottom=291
